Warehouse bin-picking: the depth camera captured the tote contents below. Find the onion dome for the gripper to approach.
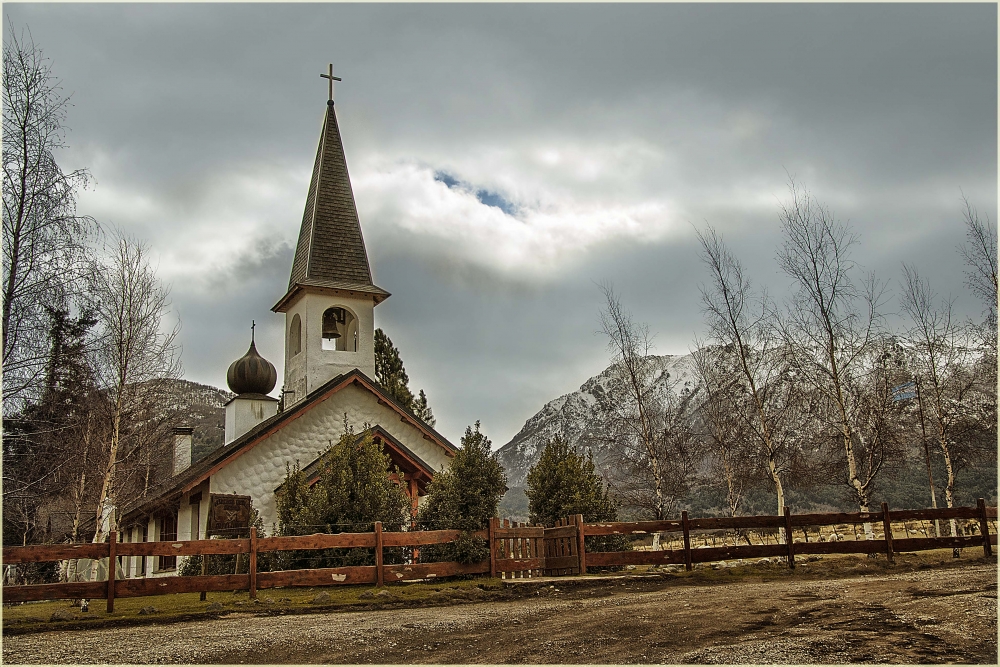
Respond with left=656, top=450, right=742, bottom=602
left=227, top=330, right=277, bottom=396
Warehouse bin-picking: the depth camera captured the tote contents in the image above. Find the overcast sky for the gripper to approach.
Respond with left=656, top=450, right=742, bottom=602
left=6, top=3, right=996, bottom=449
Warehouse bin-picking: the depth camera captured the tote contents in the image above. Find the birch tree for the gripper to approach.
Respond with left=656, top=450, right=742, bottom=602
left=776, top=184, right=888, bottom=537
left=901, top=265, right=980, bottom=539
left=598, top=284, right=668, bottom=520
left=690, top=342, right=759, bottom=528
left=2, top=23, right=97, bottom=415
left=958, top=198, right=997, bottom=452
left=695, top=226, right=797, bottom=517
left=87, top=231, right=180, bottom=543
left=959, top=197, right=998, bottom=330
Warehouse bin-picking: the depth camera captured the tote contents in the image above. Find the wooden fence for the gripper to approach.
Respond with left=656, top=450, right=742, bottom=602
left=3, top=501, right=995, bottom=613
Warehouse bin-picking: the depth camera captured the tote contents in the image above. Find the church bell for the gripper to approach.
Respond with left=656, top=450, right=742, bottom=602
left=322, top=307, right=345, bottom=339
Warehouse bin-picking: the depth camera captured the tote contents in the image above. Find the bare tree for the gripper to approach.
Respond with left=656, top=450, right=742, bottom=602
left=959, top=196, right=998, bottom=327
left=690, top=342, right=760, bottom=529
left=86, top=230, right=181, bottom=544
left=901, top=265, right=981, bottom=538
left=958, top=197, right=997, bottom=453
left=776, top=183, right=889, bottom=536
left=598, top=283, right=677, bottom=524
left=2, top=22, right=97, bottom=415
left=695, top=225, right=799, bottom=517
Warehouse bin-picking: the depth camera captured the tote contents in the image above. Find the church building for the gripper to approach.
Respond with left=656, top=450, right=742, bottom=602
left=117, top=78, right=455, bottom=577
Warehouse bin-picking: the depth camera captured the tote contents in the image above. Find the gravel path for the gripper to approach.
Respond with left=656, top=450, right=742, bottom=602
left=4, top=563, right=996, bottom=664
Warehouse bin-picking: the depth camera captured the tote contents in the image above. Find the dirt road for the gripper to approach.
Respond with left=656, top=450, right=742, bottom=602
left=4, top=562, right=996, bottom=664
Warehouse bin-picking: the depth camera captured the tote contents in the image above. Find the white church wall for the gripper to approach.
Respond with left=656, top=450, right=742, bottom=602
left=210, top=383, right=452, bottom=533
left=225, top=396, right=279, bottom=444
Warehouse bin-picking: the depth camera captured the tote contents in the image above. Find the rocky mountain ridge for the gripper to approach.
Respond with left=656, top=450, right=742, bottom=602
left=495, top=353, right=700, bottom=488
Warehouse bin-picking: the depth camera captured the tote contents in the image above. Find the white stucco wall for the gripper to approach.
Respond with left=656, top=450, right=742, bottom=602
left=225, top=396, right=279, bottom=444
left=210, top=383, right=452, bottom=534
left=283, top=291, right=377, bottom=405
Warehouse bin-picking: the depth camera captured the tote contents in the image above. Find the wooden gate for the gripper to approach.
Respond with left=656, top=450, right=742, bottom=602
left=543, top=515, right=583, bottom=575
left=491, top=518, right=545, bottom=578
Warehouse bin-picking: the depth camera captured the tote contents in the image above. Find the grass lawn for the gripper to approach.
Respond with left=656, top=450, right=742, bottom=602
left=2, top=577, right=503, bottom=633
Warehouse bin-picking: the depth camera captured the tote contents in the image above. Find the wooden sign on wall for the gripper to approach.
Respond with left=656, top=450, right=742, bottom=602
left=206, top=494, right=252, bottom=536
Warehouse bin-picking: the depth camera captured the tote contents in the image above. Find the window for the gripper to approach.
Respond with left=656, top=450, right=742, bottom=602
left=321, top=307, right=358, bottom=351
left=290, top=314, right=302, bottom=356
left=158, top=513, right=177, bottom=571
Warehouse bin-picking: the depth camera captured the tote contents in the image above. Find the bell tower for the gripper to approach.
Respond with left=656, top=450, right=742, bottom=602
left=272, top=68, right=389, bottom=406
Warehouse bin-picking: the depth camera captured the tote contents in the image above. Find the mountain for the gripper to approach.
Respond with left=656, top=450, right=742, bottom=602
left=495, top=352, right=997, bottom=520
left=496, top=354, right=700, bottom=489
left=153, top=378, right=234, bottom=462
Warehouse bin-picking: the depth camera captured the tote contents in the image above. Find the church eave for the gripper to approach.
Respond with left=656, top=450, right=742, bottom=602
left=272, top=280, right=390, bottom=313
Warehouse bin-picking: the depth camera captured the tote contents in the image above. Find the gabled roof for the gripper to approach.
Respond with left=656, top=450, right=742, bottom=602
left=274, top=100, right=389, bottom=313
left=278, top=424, right=437, bottom=494
left=120, top=368, right=455, bottom=522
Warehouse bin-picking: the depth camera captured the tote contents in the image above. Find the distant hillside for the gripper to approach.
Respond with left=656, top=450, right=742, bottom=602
left=154, top=378, right=233, bottom=462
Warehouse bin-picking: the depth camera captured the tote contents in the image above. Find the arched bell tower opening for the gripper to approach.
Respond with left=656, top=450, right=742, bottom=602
left=321, top=306, right=358, bottom=352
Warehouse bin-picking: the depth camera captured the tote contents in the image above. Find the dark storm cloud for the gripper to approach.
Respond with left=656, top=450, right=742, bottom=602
left=5, top=3, right=995, bottom=445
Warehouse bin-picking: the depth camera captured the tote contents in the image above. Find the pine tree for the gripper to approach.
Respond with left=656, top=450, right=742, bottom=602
left=374, top=327, right=435, bottom=426
left=3, top=306, right=101, bottom=549
left=412, top=389, right=435, bottom=427
left=526, top=436, right=619, bottom=527
left=374, top=328, right=413, bottom=408
left=418, top=421, right=507, bottom=563
left=274, top=423, right=410, bottom=567
left=525, top=436, right=630, bottom=564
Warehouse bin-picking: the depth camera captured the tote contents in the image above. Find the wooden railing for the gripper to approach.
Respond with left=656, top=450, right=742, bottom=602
left=3, top=522, right=487, bottom=612
left=3, top=501, right=995, bottom=613
left=581, top=499, right=996, bottom=571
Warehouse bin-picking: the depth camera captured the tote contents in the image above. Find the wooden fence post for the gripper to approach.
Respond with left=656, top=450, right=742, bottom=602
left=488, top=517, right=497, bottom=578
left=576, top=514, right=586, bottom=575
left=106, top=530, right=116, bottom=613
left=374, top=521, right=384, bottom=587
left=977, top=498, right=992, bottom=558
left=881, top=502, right=894, bottom=564
left=783, top=507, right=795, bottom=569
left=249, top=526, right=258, bottom=599
left=681, top=511, right=692, bottom=571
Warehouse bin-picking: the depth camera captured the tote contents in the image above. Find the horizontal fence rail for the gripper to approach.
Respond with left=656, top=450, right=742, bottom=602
left=3, top=501, right=995, bottom=612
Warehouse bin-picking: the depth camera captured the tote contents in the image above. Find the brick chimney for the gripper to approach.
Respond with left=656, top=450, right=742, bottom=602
left=172, top=426, right=195, bottom=476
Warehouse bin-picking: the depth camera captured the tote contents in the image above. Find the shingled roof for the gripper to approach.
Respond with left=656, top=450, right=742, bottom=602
left=274, top=100, right=389, bottom=312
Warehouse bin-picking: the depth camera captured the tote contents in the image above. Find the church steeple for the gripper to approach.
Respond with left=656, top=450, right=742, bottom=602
left=273, top=97, right=389, bottom=312
left=273, top=72, right=386, bottom=406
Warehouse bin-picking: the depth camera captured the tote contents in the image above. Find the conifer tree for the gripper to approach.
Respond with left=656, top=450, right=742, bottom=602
left=3, top=306, right=101, bottom=549
left=412, top=389, right=435, bottom=427
left=525, top=436, right=630, bottom=563
left=374, top=328, right=413, bottom=408
left=374, top=328, right=436, bottom=426
left=275, top=422, right=409, bottom=567
left=418, top=421, right=507, bottom=563
left=526, top=436, right=619, bottom=527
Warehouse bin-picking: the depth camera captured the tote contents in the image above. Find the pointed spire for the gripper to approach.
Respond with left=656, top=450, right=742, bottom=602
left=274, top=99, right=389, bottom=312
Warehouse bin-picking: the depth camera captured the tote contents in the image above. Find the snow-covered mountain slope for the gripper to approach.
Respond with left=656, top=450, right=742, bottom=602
left=496, top=353, right=700, bottom=488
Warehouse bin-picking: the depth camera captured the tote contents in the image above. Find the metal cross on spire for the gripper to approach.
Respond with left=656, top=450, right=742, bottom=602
left=251, top=320, right=255, bottom=343
left=320, top=64, right=342, bottom=102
